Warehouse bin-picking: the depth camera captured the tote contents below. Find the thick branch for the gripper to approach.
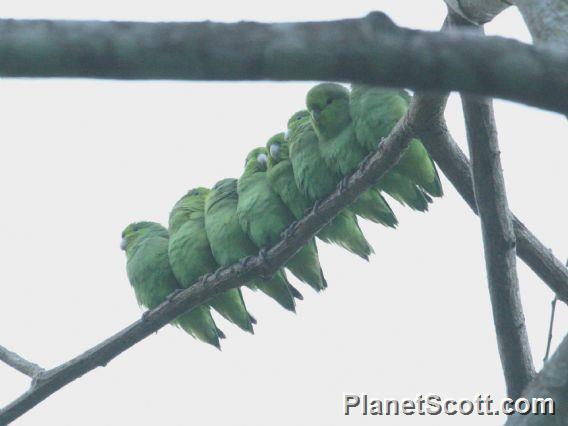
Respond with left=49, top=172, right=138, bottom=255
left=444, top=0, right=568, bottom=49
left=444, top=0, right=511, bottom=24
left=462, top=85, right=535, bottom=399
left=0, top=345, right=44, bottom=379
left=0, top=86, right=417, bottom=425
left=506, top=332, right=568, bottom=425
left=0, top=15, right=567, bottom=114
left=515, top=0, right=568, bottom=49
left=456, top=15, right=534, bottom=399
left=413, top=93, right=568, bottom=304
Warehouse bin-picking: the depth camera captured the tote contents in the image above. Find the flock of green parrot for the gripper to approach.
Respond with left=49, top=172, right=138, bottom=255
left=120, top=83, right=443, bottom=348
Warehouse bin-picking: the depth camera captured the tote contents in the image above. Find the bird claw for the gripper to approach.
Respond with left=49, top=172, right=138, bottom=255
left=200, top=272, right=214, bottom=285
left=258, top=248, right=273, bottom=280
left=338, top=176, right=350, bottom=192
left=166, top=288, right=183, bottom=302
left=238, top=256, right=253, bottom=269
left=280, top=223, right=295, bottom=240
left=141, top=310, right=151, bottom=322
left=311, top=199, right=322, bottom=214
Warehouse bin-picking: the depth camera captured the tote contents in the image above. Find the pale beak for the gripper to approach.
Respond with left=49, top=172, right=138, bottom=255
left=257, top=153, right=268, bottom=169
left=269, top=143, right=280, bottom=160
left=120, top=238, right=127, bottom=251
left=311, top=108, right=321, bottom=122
left=284, top=129, right=290, bottom=141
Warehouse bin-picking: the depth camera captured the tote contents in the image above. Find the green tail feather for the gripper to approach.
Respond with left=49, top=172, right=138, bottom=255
left=317, top=210, right=374, bottom=260
left=285, top=239, right=327, bottom=292
left=209, top=288, right=254, bottom=334
left=250, top=269, right=296, bottom=312
left=351, top=189, right=398, bottom=227
left=175, top=305, right=221, bottom=349
left=421, top=159, right=443, bottom=197
left=378, top=172, right=430, bottom=212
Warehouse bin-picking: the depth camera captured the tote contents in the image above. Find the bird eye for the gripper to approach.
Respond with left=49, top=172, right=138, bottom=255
left=257, top=153, right=268, bottom=170
left=269, top=143, right=280, bottom=160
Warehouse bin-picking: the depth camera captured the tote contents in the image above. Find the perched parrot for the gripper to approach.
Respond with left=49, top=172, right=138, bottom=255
left=204, top=178, right=300, bottom=311
left=237, top=147, right=327, bottom=292
left=168, top=188, right=255, bottom=334
left=350, top=85, right=443, bottom=198
left=306, top=83, right=439, bottom=211
left=286, top=110, right=397, bottom=228
left=266, top=132, right=374, bottom=260
left=121, top=221, right=223, bottom=349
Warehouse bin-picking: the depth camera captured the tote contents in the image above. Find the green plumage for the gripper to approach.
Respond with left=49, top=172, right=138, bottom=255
left=168, top=188, right=255, bottom=334
left=121, top=221, right=222, bottom=349
left=350, top=85, right=443, bottom=198
left=204, top=178, right=298, bottom=311
left=286, top=110, right=397, bottom=228
left=306, top=83, right=439, bottom=212
left=266, top=132, right=374, bottom=260
left=237, top=148, right=327, bottom=292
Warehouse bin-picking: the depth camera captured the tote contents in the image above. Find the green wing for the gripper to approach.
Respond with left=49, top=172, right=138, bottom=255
left=127, top=235, right=221, bottom=348
left=351, top=85, right=443, bottom=200
left=204, top=179, right=297, bottom=311
left=237, top=171, right=326, bottom=292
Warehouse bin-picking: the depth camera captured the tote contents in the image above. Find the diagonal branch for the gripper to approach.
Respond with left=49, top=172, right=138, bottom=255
left=0, top=77, right=420, bottom=425
left=505, top=332, right=568, bottom=425
left=0, top=345, right=45, bottom=379
left=462, top=82, right=535, bottom=399
left=412, top=93, right=568, bottom=304
left=0, top=15, right=567, bottom=114
left=454, top=12, right=534, bottom=399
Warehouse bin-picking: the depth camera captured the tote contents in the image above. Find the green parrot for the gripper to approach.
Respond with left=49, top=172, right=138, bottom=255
left=350, top=84, right=443, bottom=198
left=266, top=132, right=374, bottom=260
left=237, top=147, right=327, bottom=292
left=121, top=221, right=223, bottom=349
left=204, top=178, right=300, bottom=311
left=286, top=110, right=397, bottom=228
left=168, top=188, right=255, bottom=334
left=306, top=83, right=437, bottom=211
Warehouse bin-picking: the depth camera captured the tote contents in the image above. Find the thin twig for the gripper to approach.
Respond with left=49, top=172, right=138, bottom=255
left=543, top=297, right=558, bottom=363
left=0, top=15, right=566, bottom=114
left=0, top=345, right=45, bottom=379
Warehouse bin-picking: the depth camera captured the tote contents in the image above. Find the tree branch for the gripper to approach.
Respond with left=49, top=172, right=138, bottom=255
left=464, top=95, right=535, bottom=399
left=444, top=0, right=511, bottom=25
left=413, top=93, right=568, bottom=304
left=0, top=345, right=45, bottom=379
left=454, top=13, right=534, bottom=399
left=444, top=0, right=568, bottom=49
left=514, top=0, right=568, bottom=49
left=505, top=332, right=568, bottom=425
left=0, top=15, right=567, bottom=114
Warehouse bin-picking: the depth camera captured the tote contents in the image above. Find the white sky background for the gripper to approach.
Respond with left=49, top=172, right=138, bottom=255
left=0, top=1, right=567, bottom=425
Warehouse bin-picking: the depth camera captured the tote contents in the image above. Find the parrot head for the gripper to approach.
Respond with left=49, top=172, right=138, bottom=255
left=205, top=178, right=238, bottom=213
left=243, top=147, right=269, bottom=176
left=169, top=187, right=211, bottom=233
left=286, top=110, right=310, bottom=140
left=286, top=110, right=312, bottom=147
left=121, top=221, right=168, bottom=253
left=306, top=83, right=351, bottom=140
left=266, top=133, right=289, bottom=167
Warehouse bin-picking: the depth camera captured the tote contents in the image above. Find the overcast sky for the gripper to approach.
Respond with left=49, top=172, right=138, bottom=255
left=1, top=1, right=566, bottom=425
